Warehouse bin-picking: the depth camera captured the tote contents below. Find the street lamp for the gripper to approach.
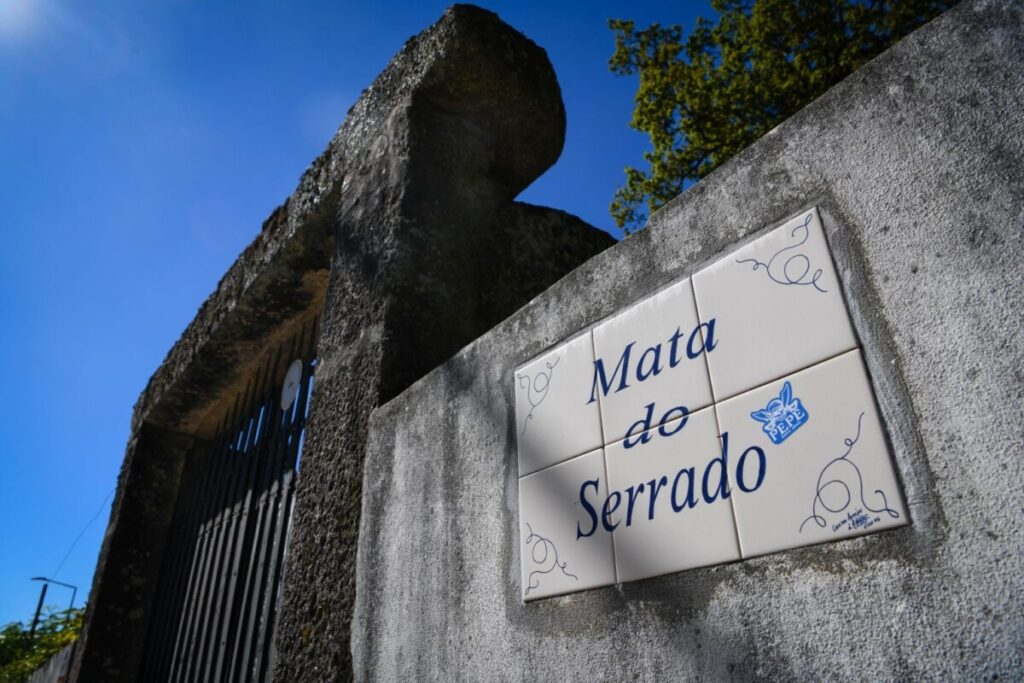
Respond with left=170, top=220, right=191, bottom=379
left=28, top=577, right=77, bottom=638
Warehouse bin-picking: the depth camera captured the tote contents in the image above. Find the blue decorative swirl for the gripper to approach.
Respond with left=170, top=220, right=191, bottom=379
left=517, top=356, right=560, bottom=436
left=736, top=213, right=827, bottom=293
left=799, top=412, right=900, bottom=533
left=523, top=523, right=577, bottom=595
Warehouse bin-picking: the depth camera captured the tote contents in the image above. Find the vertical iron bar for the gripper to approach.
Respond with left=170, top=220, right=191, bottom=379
left=174, top=385, right=248, bottom=683
left=253, top=329, right=316, bottom=681
left=198, top=349, right=273, bottom=683
left=206, top=343, right=281, bottom=683
left=234, top=328, right=308, bottom=682
left=183, top=370, right=260, bottom=683
left=228, top=407, right=281, bottom=681
left=141, top=318, right=320, bottom=683
left=168, top=404, right=237, bottom=683
left=160, top=412, right=229, bottom=680
left=261, top=319, right=318, bottom=680
left=225, top=332, right=302, bottom=683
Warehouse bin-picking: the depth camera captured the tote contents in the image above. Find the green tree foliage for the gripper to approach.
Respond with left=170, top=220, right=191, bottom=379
left=609, top=0, right=953, bottom=232
left=0, top=608, right=82, bottom=683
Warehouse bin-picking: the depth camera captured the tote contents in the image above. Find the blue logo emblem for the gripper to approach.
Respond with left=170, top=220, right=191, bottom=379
left=750, top=381, right=808, bottom=445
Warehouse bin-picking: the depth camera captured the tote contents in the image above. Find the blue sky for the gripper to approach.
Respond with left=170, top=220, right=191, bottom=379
left=0, top=0, right=712, bottom=626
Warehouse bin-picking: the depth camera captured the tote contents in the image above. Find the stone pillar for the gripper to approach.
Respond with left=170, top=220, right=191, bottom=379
left=271, top=6, right=611, bottom=680
left=68, top=6, right=609, bottom=681
left=68, top=424, right=194, bottom=682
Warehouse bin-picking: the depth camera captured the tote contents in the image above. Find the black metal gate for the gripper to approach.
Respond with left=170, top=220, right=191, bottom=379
left=140, top=320, right=318, bottom=682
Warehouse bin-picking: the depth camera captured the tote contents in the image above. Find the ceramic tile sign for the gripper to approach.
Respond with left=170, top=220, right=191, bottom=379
left=604, top=405, right=741, bottom=583
left=518, top=449, right=616, bottom=600
left=515, top=332, right=603, bottom=476
left=592, top=278, right=714, bottom=444
left=716, top=349, right=907, bottom=558
left=514, top=207, right=907, bottom=601
left=692, top=208, right=858, bottom=401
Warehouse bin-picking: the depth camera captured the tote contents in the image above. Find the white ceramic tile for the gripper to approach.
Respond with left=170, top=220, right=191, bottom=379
left=592, top=278, right=715, bottom=444
left=715, top=349, right=907, bottom=559
left=692, top=207, right=857, bottom=401
left=518, top=449, right=617, bottom=601
left=515, top=332, right=603, bottom=476
left=604, top=405, right=741, bottom=583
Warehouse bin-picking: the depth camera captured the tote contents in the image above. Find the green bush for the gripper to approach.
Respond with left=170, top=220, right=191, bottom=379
left=0, top=607, right=82, bottom=683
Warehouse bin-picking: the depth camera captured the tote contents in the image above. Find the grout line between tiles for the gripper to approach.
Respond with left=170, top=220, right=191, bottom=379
left=713, top=402, right=746, bottom=559
left=690, top=277, right=746, bottom=560
left=714, top=344, right=863, bottom=407
left=518, top=445, right=602, bottom=481
left=590, top=329, right=619, bottom=587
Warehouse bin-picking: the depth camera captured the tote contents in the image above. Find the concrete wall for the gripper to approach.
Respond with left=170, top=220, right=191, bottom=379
left=352, top=1, right=1024, bottom=679
left=27, top=642, right=75, bottom=683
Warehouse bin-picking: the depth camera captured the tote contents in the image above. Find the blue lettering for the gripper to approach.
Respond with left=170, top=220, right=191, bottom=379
left=624, top=403, right=655, bottom=448
left=588, top=342, right=635, bottom=404
left=671, top=467, right=698, bottom=512
left=736, top=445, right=766, bottom=492
left=625, top=483, right=647, bottom=526
left=574, top=433, right=766, bottom=533
left=687, top=318, right=718, bottom=358
left=576, top=479, right=600, bottom=539
left=636, top=345, right=663, bottom=381
left=702, top=431, right=731, bottom=503
left=668, top=326, right=686, bottom=367
left=658, top=405, right=689, bottom=436
left=601, top=491, right=622, bottom=532
left=647, top=476, right=669, bottom=520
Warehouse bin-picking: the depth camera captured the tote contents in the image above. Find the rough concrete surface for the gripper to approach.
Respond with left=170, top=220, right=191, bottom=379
left=272, top=5, right=611, bottom=681
left=353, top=1, right=1024, bottom=680
left=27, top=642, right=75, bottom=683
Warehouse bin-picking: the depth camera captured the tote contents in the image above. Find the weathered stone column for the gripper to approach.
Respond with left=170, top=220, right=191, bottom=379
left=68, top=6, right=608, bottom=681
left=271, top=5, right=611, bottom=680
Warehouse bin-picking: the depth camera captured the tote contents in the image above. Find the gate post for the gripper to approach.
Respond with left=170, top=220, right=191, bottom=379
left=69, top=6, right=611, bottom=681
left=270, top=6, right=610, bottom=680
